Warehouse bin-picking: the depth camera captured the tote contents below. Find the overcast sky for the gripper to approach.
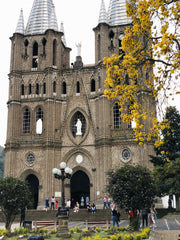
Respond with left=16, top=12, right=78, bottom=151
left=0, top=0, right=110, bottom=147
left=0, top=0, right=179, bottom=147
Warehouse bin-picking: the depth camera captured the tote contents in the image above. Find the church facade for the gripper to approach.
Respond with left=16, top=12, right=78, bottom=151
left=4, top=0, right=155, bottom=208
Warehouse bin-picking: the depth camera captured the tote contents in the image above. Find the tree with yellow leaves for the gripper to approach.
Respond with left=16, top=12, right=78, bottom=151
left=104, top=0, right=179, bottom=146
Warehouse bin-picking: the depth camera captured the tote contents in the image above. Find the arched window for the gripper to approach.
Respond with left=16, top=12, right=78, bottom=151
left=62, top=81, right=66, bottom=94
left=76, top=81, right=80, bottom=93
left=53, top=81, right=56, bottom=93
left=70, top=111, right=86, bottom=137
left=113, top=103, right=121, bottom=129
left=21, top=84, right=24, bottom=96
left=53, top=39, right=57, bottom=66
left=36, top=107, right=43, bottom=134
left=98, top=34, right=101, bottom=61
left=32, top=42, right=38, bottom=68
left=91, top=79, right=96, bottom=92
left=24, top=39, right=29, bottom=56
left=109, top=30, right=114, bottom=48
left=29, top=84, right=32, bottom=95
left=36, top=83, right=39, bottom=95
left=42, top=38, right=47, bottom=55
left=43, top=82, right=46, bottom=94
left=23, top=108, right=30, bottom=133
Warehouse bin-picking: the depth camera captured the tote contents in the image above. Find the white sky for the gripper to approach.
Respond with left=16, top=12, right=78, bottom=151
left=0, top=0, right=179, bottom=147
left=0, top=0, right=109, bottom=147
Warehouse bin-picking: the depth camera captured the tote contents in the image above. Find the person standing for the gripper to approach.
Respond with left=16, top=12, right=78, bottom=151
left=103, top=196, right=107, bottom=209
left=108, top=197, right=111, bottom=208
left=45, top=197, right=49, bottom=211
left=112, top=204, right=119, bottom=227
left=20, top=206, right=26, bottom=227
left=141, top=208, right=148, bottom=228
left=51, top=196, right=55, bottom=210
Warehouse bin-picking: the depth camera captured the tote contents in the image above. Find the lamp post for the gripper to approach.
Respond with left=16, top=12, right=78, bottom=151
left=52, top=162, right=72, bottom=215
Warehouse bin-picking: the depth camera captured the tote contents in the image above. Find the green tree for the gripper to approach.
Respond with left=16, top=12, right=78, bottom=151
left=150, top=106, right=180, bottom=166
left=150, top=106, right=180, bottom=209
left=154, top=158, right=180, bottom=210
left=0, top=177, right=30, bottom=229
left=106, top=165, right=156, bottom=230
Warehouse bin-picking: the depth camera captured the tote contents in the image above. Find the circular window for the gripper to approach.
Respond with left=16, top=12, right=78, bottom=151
left=76, top=155, right=83, bottom=164
left=120, top=148, right=131, bottom=163
left=122, top=149, right=130, bottom=161
left=27, top=154, right=35, bottom=165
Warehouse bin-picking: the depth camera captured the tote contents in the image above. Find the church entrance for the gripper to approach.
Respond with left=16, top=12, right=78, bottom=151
left=26, top=174, right=39, bottom=209
left=70, top=170, right=90, bottom=208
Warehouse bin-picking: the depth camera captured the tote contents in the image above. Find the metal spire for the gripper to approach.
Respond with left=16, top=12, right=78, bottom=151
left=15, top=9, right=25, bottom=34
left=60, top=22, right=67, bottom=46
left=107, top=0, right=131, bottom=26
left=25, top=0, right=59, bottom=35
left=98, top=0, right=108, bottom=24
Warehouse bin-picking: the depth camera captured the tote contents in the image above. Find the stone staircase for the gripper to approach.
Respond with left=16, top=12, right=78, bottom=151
left=0, top=209, right=128, bottom=223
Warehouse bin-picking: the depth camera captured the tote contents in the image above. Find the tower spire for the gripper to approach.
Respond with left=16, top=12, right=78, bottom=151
left=15, top=9, right=25, bottom=34
left=25, top=0, right=58, bottom=35
left=60, top=22, right=67, bottom=46
left=98, top=0, right=108, bottom=24
left=107, top=0, right=131, bottom=26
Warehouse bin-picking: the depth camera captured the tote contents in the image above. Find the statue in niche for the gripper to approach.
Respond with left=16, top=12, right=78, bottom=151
left=76, top=42, right=82, bottom=56
left=75, top=118, right=82, bottom=135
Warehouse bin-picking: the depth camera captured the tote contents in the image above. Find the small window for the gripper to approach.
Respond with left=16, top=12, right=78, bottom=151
left=21, top=84, right=24, bottom=95
left=62, top=81, right=66, bottom=94
left=43, top=83, right=46, bottom=94
left=53, top=39, right=57, bottom=66
left=113, top=103, right=121, bottom=129
left=32, top=42, right=38, bottom=68
left=42, top=38, right=47, bottom=55
left=29, top=84, right=32, bottom=95
left=77, top=81, right=80, bottom=93
left=36, top=107, right=43, bottom=134
left=36, top=83, right=39, bottom=95
left=91, top=79, right=96, bottom=92
left=23, top=108, right=30, bottom=133
left=53, top=81, right=56, bottom=93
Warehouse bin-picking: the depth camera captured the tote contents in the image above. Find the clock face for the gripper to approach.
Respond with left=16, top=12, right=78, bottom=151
left=122, top=149, right=130, bottom=161
left=27, top=154, right=35, bottom=165
left=76, top=154, right=83, bottom=164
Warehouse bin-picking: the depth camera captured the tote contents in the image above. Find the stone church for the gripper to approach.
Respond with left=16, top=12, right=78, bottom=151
left=4, top=0, right=155, bottom=208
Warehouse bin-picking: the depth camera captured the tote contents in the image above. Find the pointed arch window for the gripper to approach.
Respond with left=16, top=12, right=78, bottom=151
left=43, top=82, right=46, bottom=94
left=98, top=34, right=101, bottom=61
left=42, top=38, right=47, bottom=55
left=109, top=30, right=115, bottom=48
left=21, top=84, right=24, bottom=96
left=76, top=81, right=80, bottom=93
left=24, top=39, right=29, bottom=57
left=91, top=79, right=96, bottom=92
left=113, top=103, right=121, bottom=129
left=32, top=42, right=38, bottom=68
left=29, top=84, right=32, bottom=95
left=36, top=83, right=39, bottom=95
left=23, top=108, right=30, bottom=133
left=53, top=39, right=57, bottom=66
left=62, top=81, right=66, bottom=94
left=36, top=107, right=43, bottom=134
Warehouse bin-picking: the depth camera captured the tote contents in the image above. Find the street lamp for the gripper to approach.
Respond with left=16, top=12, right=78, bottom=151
left=52, top=162, right=72, bottom=215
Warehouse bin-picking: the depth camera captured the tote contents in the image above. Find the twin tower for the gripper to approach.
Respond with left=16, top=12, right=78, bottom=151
left=4, top=0, right=155, bottom=208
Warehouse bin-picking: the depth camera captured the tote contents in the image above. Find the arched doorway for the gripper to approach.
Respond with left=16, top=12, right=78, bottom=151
left=70, top=170, right=90, bottom=208
left=26, top=174, right=39, bottom=209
